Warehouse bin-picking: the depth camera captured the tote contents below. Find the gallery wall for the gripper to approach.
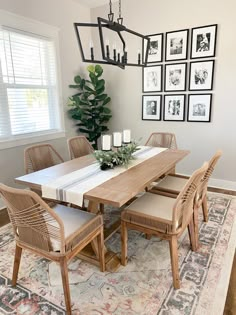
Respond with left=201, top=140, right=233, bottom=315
left=0, top=0, right=90, bottom=188
left=91, top=0, right=236, bottom=188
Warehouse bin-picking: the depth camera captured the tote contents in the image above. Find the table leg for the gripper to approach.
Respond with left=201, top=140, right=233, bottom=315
left=80, top=200, right=121, bottom=272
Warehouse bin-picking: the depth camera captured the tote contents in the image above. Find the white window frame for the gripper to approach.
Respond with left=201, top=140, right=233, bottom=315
left=0, top=10, right=65, bottom=150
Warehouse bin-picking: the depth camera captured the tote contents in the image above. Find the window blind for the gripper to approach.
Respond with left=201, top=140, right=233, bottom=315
left=0, top=26, right=61, bottom=140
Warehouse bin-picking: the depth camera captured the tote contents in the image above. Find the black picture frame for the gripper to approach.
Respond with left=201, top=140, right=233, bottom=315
left=190, top=24, right=217, bottom=59
left=143, top=65, right=162, bottom=93
left=164, top=62, right=187, bottom=92
left=187, top=94, right=212, bottom=122
left=142, top=33, right=163, bottom=64
left=165, top=29, right=189, bottom=61
left=189, top=60, right=215, bottom=91
left=163, top=94, right=186, bottom=121
left=142, top=95, right=162, bottom=121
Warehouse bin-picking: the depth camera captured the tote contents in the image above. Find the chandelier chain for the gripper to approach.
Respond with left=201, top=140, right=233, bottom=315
left=119, top=0, right=122, bottom=18
left=109, top=0, right=112, bottom=14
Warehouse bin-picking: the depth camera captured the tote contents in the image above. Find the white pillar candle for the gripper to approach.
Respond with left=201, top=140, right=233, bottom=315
left=123, top=129, right=131, bottom=143
left=102, top=135, right=111, bottom=151
left=113, top=132, right=122, bottom=147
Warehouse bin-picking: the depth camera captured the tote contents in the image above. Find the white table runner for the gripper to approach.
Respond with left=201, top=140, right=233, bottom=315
left=42, top=146, right=167, bottom=207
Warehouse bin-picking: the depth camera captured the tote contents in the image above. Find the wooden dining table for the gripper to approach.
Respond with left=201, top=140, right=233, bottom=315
left=15, top=148, right=189, bottom=271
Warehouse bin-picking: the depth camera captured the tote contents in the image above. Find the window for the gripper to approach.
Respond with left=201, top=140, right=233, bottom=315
left=0, top=22, right=64, bottom=148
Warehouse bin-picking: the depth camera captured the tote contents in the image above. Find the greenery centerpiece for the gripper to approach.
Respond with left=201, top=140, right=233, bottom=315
left=68, top=65, right=112, bottom=149
left=94, top=142, right=139, bottom=170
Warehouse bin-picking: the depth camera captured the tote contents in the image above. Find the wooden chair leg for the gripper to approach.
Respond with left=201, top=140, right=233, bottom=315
left=202, top=195, right=208, bottom=222
left=169, top=236, right=180, bottom=289
left=12, top=244, right=22, bottom=286
left=59, top=257, right=72, bottom=315
left=97, top=228, right=105, bottom=272
left=193, top=207, right=199, bottom=250
left=188, top=217, right=197, bottom=251
left=121, top=221, right=128, bottom=266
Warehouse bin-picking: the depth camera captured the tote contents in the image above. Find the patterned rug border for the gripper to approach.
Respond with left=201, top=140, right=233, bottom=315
left=155, top=193, right=236, bottom=315
left=204, top=195, right=236, bottom=315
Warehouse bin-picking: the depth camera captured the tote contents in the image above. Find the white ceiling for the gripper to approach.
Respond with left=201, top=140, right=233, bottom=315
left=75, top=0, right=117, bottom=9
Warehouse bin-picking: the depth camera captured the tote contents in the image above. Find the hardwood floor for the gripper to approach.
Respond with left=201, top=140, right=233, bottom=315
left=0, top=208, right=235, bottom=313
left=0, top=208, right=10, bottom=227
left=224, top=252, right=236, bottom=315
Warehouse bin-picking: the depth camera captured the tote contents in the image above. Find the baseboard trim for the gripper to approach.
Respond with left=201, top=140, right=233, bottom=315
left=208, top=187, right=236, bottom=196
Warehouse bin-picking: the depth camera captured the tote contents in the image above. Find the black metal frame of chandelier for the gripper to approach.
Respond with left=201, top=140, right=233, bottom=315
left=74, top=19, right=150, bottom=69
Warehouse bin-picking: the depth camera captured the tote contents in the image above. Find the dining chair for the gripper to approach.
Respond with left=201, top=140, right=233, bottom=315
left=145, top=132, right=178, bottom=177
left=150, top=150, right=222, bottom=223
left=24, top=143, right=64, bottom=174
left=67, top=136, right=94, bottom=160
left=145, top=132, right=178, bottom=149
left=0, top=183, right=105, bottom=315
left=121, top=162, right=208, bottom=289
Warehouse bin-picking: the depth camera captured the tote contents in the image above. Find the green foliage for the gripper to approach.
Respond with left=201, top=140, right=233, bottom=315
left=68, top=65, right=112, bottom=149
left=93, top=150, right=117, bottom=169
left=116, top=142, right=140, bottom=167
left=94, top=142, right=140, bottom=170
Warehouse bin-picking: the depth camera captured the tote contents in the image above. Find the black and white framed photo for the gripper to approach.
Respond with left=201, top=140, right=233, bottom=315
left=165, top=29, right=189, bottom=61
left=143, top=33, right=163, bottom=63
left=187, top=94, right=212, bottom=122
left=143, top=65, right=162, bottom=93
left=164, top=63, right=187, bottom=92
left=142, top=95, right=162, bottom=121
left=189, top=60, right=215, bottom=91
left=164, top=94, right=186, bottom=121
left=191, top=24, right=217, bottom=59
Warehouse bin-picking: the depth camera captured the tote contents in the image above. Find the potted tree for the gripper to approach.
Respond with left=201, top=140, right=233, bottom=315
left=68, top=65, right=111, bottom=149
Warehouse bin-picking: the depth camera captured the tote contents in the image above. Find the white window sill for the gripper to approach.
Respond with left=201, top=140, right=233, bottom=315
left=0, top=130, right=65, bottom=150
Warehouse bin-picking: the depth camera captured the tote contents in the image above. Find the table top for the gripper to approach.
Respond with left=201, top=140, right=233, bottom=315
left=15, top=149, right=189, bottom=207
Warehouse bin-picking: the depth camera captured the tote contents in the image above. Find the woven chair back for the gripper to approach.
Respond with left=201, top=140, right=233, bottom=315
left=172, top=162, right=208, bottom=233
left=24, top=143, right=64, bottom=174
left=67, top=136, right=94, bottom=159
left=145, top=132, right=177, bottom=149
left=0, top=184, right=63, bottom=252
left=197, top=150, right=222, bottom=205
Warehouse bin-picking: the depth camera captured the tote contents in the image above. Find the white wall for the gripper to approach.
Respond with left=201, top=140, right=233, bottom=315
left=0, top=0, right=91, bottom=187
left=91, top=0, right=236, bottom=187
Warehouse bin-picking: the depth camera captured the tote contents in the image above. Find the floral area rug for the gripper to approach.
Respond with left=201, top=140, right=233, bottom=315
left=0, top=193, right=235, bottom=315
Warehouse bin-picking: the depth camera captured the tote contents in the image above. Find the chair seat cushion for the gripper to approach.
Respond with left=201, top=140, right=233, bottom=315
left=154, top=175, right=188, bottom=193
left=122, top=193, right=177, bottom=232
left=51, top=204, right=103, bottom=252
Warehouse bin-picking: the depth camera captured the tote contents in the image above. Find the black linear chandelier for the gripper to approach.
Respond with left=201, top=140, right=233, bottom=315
left=74, top=0, right=150, bottom=69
